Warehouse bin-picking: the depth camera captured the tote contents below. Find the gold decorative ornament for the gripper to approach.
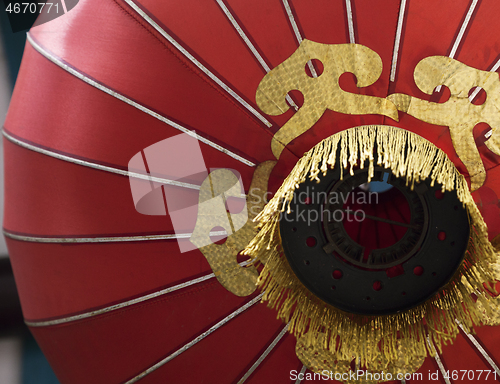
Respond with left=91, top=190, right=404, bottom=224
left=477, top=295, right=500, bottom=327
left=244, top=125, right=498, bottom=373
left=190, top=161, right=275, bottom=296
left=387, top=56, right=500, bottom=191
left=255, top=40, right=399, bottom=159
left=296, top=331, right=425, bottom=383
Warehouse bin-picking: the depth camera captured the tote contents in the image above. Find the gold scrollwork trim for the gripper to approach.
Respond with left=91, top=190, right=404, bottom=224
left=256, top=40, right=399, bottom=159
left=190, top=161, right=275, bottom=296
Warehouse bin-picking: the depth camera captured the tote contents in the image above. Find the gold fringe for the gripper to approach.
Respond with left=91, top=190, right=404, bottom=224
left=244, top=125, right=498, bottom=371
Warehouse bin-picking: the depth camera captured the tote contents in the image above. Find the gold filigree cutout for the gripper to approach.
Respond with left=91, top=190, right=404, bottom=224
left=256, top=40, right=399, bottom=159
left=388, top=56, right=500, bottom=191
left=190, top=161, right=275, bottom=296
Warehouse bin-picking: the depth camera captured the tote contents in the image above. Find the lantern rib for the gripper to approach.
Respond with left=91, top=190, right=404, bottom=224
left=433, top=353, right=451, bottom=384
left=436, top=0, right=479, bottom=92
left=456, top=320, right=500, bottom=376
left=427, top=335, right=451, bottom=384
left=236, top=323, right=290, bottom=384
left=449, top=0, right=479, bottom=59
left=2, top=129, right=202, bottom=190
left=390, top=0, right=407, bottom=82
left=123, top=293, right=264, bottom=384
left=345, top=0, right=356, bottom=44
left=215, top=0, right=299, bottom=111
left=281, top=0, right=304, bottom=46
left=25, top=260, right=252, bottom=327
left=3, top=229, right=228, bottom=244
left=215, top=0, right=270, bottom=72
left=469, top=57, right=500, bottom=102
left=281, top=0, right=318, bottom=78
left=3, top=130, right=249, bottom=199
left=121, top=0, right=272, bottom=129
left=25, top=33, right=256, bottom=168
left=294, top=365, right=307, bottom=384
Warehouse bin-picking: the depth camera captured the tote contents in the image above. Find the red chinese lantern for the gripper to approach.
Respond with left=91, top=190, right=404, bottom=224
left=4, top=0, right=500, bottom=383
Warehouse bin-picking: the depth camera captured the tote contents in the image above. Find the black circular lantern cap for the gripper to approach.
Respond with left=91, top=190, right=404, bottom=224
left=279, top=165, right=470, bottom=315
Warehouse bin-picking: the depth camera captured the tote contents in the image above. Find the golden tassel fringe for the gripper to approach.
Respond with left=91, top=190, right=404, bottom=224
left=244, top=125, right=498, bottom=372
